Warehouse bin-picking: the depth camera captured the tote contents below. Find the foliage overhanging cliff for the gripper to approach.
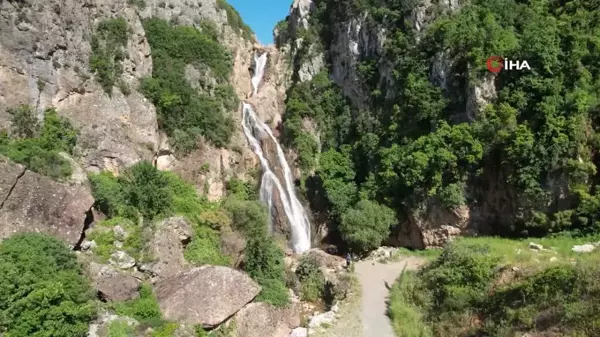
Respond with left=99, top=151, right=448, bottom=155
left=276, top=0, right=600, bottom=250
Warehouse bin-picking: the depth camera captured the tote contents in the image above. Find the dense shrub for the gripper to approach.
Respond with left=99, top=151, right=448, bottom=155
left=0, top=233, right=96, bottom=337
left=296, top=255, right=326, bottom=302
left=184, top=226, right=231, bottom=266
left=244, top=236, right=289, bottom=307
left=216, top=0, right=254, bottom=40
left=0, top=106, right=77, bottom=179
left=284, top=0, right=600, bottom=243
left=339, top=199, right=396, bottom=252
left=388, top=241, right=600, bottom=336
left=141, top=18, right=236, bottom=153
left=113, top=284, right=163, bottom=326
left=90, top=17, right=129, bottom=95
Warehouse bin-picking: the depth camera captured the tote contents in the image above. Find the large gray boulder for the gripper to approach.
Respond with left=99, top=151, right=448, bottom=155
left=146, top=217, right=193, bottom=279
left=0, top=157, right=94, bottom=245
left=88, top=262, right=140, bottom=302
left=234, top=302, right=300, bottom=337
left=155, top=266, right=261, bottom=328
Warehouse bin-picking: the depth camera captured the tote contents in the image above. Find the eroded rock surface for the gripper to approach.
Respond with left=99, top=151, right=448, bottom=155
left=155, top=265, right=260, bottom=327
left=89, top=262, right=140, bottom=302
left=234, top=302, right=300, bottom=337
left=146, top=217, right=193, bottom=279
left=0, top=157, right=94, bottom=245
left=0, top=0, right=159, bottom=173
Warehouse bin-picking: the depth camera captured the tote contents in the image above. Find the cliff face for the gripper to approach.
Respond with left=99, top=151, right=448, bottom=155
left=0, top=0, right=296, bottom=204
left=276, top=0, right=593, bottom=249
left=0, top=0, right=157, bottom=173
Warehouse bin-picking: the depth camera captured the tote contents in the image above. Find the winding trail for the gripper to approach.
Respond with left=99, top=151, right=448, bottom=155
left=355, top=257, right=427, bottom=337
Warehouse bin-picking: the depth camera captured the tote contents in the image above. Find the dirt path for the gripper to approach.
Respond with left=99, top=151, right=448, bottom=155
left=354, top=257, right=427, bottom=337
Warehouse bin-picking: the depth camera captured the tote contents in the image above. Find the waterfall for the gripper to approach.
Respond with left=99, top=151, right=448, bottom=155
left=241, top=52, right=311, bottom=253
left=251, top=53, right=268, bottom=96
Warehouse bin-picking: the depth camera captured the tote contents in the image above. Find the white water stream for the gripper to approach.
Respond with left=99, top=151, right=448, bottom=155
left=241, top=52, right=311, bottom=253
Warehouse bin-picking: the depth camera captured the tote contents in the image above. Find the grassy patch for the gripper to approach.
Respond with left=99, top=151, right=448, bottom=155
left=388, top=236, right=600, bottom=337
left=0, top=105, right=77, bottom=179
left=141, top=18, right=236, bottom=153
left=113, top=284, right=165, bottom=327
left=90, top=18, right=129, bottom=95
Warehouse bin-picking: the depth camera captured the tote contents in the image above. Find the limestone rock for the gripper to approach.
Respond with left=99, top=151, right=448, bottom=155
left=572, top=244, right=595, bottom=253
left=529, top=242, right=544, bottom=251
left=146, top=217, right=193, bottom=279
left=289, top=327, right=308, bottom=337
left=0, top=159, right=94, bottom=245
left=110, top=251, right=136, bottom=270
left=0, top=0, right=159, bottom=173
left=155, top=266, right=261, bottom=327
left=391, top=199, right=472, bottom=249
left=306, top=249, right=346, bottom=270
left=234, top=302, right=300, bottom=337
left=308, top=311, right=336, bottom=329
left=0, top=156, right=26, bottom=204
left=89, top=262, right=140, bottom=302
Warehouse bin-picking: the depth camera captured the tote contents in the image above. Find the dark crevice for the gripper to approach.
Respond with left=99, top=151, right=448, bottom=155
left=0, top=168, right=26, bottom=211
left=73, top=208, right=94, bottom=251
left=181, top=236, right=192, bottom=249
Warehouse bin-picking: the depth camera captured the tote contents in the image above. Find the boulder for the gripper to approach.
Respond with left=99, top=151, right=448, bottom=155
left=529, top=242, right=544, bottom=251
left=308, top=311, right=336, bottom=329
left=234, top=302, right=300, bottom=337
left=147, top=217, right=193, bottom=279
left=289, top=327, right=308, bottom=337
left=110, top=251, right=136, bottom=270
left=89, top=262, right=140, bottom=302
left=0, top=158, right=94, bottom=245
left=155, top=266, right=261, bottom=327
left=572, top=244, right=595, bottom=253
left=306, top=249, right=346, bottom=270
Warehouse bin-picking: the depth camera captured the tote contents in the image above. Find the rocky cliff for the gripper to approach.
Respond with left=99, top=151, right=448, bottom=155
left=274, top=0, right=598, bottom=250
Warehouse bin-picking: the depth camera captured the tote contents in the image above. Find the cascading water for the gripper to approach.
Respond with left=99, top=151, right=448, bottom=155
left=251, top=53, right=268, bottom=96
left=241, top=52, right=311, bottom=253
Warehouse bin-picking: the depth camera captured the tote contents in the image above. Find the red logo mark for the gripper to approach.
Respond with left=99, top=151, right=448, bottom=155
left=486, top=56, right=504, bottom=73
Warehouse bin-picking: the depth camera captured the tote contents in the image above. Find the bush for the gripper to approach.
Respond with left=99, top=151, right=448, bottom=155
left=184, top=226, right=231, bottom=266
left=141, top=18, right=235, bottom=152
left=226, top=177, right=258, bottom=201
left=114, top=284, right=162, bottom=324
left=296, top=255, right=326, bottom=302
left=0, top=233, right=96, bottom=337
left=223, top=197, right=269, bottom=238
left=216, top=0, right=254, bottom=40
left=339, top=199, right=396, bottom=252
left=244, top=236, right=289, bottom=307
left=90, top=17, right=129, bottom=95
left=0, top=106, right=77, bottom=179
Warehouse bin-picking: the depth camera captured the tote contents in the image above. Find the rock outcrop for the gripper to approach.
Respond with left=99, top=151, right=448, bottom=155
left=0, top=156, right=94, bottom=245
left=0, top=0, right=159, bottom=173
left=154, top=266, right=261, bottom=327
left=234, top=302, right=301, bottom=337
left=89, top=262, right=141, bottom=302
left=146, top=217, right=193, bottom=279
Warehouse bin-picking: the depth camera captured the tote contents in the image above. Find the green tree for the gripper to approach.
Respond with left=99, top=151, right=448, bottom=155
left=339, top=199, right=396, bottom=252
left=0, top=233, right=96, bottom=337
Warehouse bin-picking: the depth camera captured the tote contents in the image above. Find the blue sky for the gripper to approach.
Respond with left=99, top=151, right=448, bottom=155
left=228, top=0, right=292, bottom=45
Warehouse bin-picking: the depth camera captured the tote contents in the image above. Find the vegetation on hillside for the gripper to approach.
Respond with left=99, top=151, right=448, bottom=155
left=0, top=105, right=77, bottom=179
left=281, top=0, right=600, bottom=251
left=141, top=18, right=237, bottom=154
left=389, top=237, right=600, bottom=336
left=216, top=0, right=254, bottom=41
left=90, top=17, right=129, bottom=95
left=0, top=233, right=96, bottom=337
